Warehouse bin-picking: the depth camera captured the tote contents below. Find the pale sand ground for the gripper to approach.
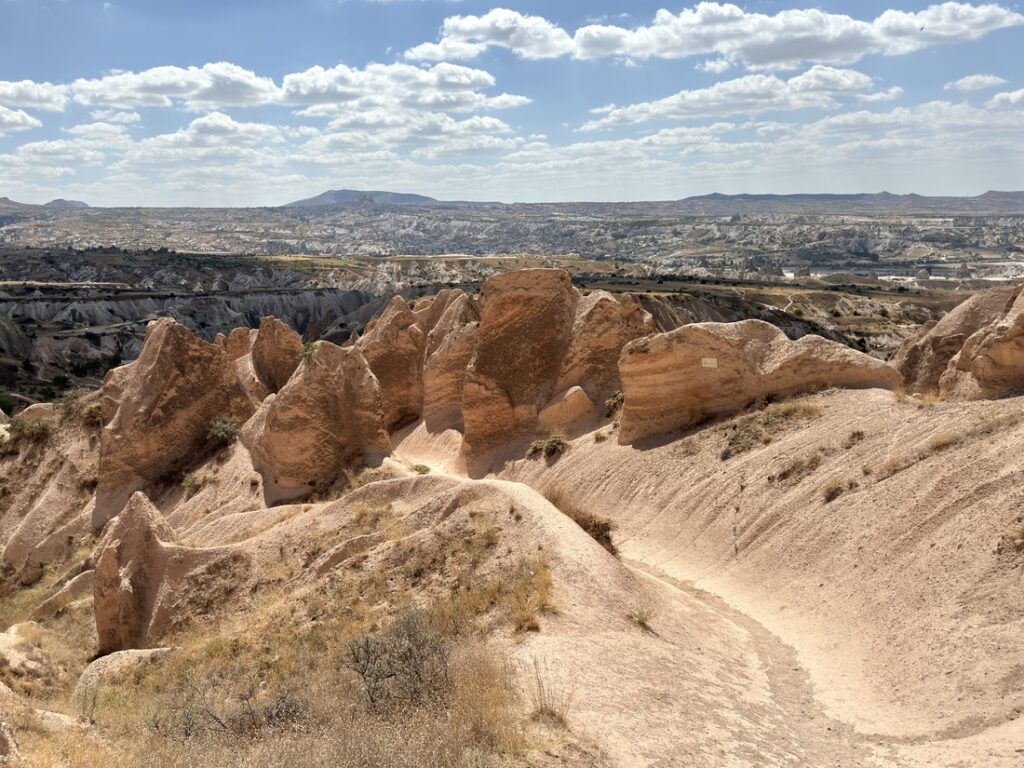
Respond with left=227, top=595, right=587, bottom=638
left=392, top=388, right=1024, bottom=767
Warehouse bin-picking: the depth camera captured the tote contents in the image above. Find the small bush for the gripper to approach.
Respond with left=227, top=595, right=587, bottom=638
left=603, top=390, right=624, bottom=417
left=527, top=657, right=576, bottom=727
left=593, top=430, right=608, bottom=443
left=769, top=452, right=822, bottom=485
left=9, top=418, right=52, bottom=443
left=544, top=486, right=617, bottom=556
left=207, top=417, right=239, bottom=445
left=412, top=464, right=431, bottom=475
left=344, top=610, right=450, bottom=710
left=300, top=341, right=317, bottom=363
left=527, top=432, right=570, bottom=460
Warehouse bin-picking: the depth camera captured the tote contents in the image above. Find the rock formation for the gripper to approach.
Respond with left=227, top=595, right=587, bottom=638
left=938, top=285, right=1024, bottom=400
left=618, top=319, right=901, bottom=443
left=93, top=492, right=177, bottom=654
left=423, top=293, right=480, bottom=431
left=243, top=342, right=391, bottom=503
left=251, top=317, right=303, bottom=393
left=220, top=327, right=257, bottom=360
left=0, top=715, right=17, bottom=763
left=94, top=318, right=255, bottom=528
left=554, top=290, right=653, bottom=401
left=461, top=269, right=579, bottom=455
left=891, top=286, right=1017, bottom=394
left=357, top=297, right=427, bottom=430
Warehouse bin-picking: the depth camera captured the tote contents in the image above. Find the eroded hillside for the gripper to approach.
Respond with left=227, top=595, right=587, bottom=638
left=1, top=268, right=1023, bottom=767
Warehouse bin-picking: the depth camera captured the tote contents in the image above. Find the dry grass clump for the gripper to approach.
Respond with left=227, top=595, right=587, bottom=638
left=57, top=387, right=103, bottom=427
left=527, top=657, right=577, bottom=728
left=412, top=464, right=431, bottom=475
left=720, top=399, right=823, bottom=461
left=843, top=430, right=865, bottom=449
left=507, top=557, right=555, bottom=633
left=823, top=477, right=858, bottom=503
left=527, top=432, right=570, bottom=460
left=998, top=523, right=1024, bottom=556
left=769, top=452, right=823, bottom=485
left=7, top=418, right=52, bottom=444
left=928, top=431, right=961, bottom=452
left=344, top=466, right=393, bottom=490
left=543, top=486, right=617, bottom=557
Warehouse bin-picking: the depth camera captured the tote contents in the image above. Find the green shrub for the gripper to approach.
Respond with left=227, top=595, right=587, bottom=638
left=603, top=390, right=624, bottom=417
left=527, top=433, right=570, bottom=460
left=207, top=417, right=240, bottom=445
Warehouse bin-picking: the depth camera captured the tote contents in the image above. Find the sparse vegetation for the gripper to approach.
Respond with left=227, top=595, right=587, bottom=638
left=543, top=486, right=618, bottom=556
left=844, top=429, right=865, bottom=449
left=207, top=417, right=239, bottom=445
left=603, top=390, right=624, bottom=417
left=527, top=432, right=571, bottom=460
left=823, top=477, right=858, bottom=503
left=769, top=452, right=823, bottom=485
left=412, top=464, right=431, bottom=475
left=8, top=418, right=52, bottom=443
left=721, top=399, right=823, bottom=461
left=527, top=657, right=576, bottom=728
left=300, top=340, right=317, bottom=363
left=928, top=431, right=961, bottom=452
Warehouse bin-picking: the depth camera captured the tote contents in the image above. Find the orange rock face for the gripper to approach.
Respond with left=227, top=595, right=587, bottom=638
left=618, top=319, right=901, bottom=444
left=95, top=318, right=255, bottom=528
left=251, top=316, right=303, bottom=393
left=357, top=297, right=427, bottom=430
left=423, top=293, right=480, bottom=431
left=462, top=269, right=579, bottom=456
left=244, top=341, right=391, bottom=504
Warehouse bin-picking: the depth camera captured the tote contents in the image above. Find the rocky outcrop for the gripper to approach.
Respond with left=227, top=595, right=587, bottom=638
left=938, top=286, right=1024, bottom=400
left=423, top=293, right=480, bottom=431
left=220, top=327, right=257, bottom=360
left=10, top=403, right=53, bottom=426
left=251, top=317, right=303, bottom=393
left=618, top=320, right=901, bottom=444
left=73, top=648, right=171, bottom=706
left=30, top=570, right=94, bottom=622
left=95, top=318, right=255, bottom=528
left=243, top=342, right=390, bottom=504
left=93, top=493, right=176, bottom=654
left=554, top=291, right=653, bottom=401
left=357, top=297, right=427, bottom=430
left=462, top=269, right=579, bottom=455
left=537, top=386, right=594, bottom=433
left=891, top=286, right=1016, bottom=394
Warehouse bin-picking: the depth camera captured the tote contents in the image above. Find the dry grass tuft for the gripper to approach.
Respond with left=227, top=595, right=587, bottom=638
left=823, top=477, right=858, bottom=504
left=928, top=432, right=961, bottom=452
left=720, top=399, right=823, bottom=461
left=527, top=657, right=576, bottom=728
left=527, top=432, right=571, bottom=460
left=769, top=452, right=823, bottom=485
left=543, top=486, right=617, bottom=557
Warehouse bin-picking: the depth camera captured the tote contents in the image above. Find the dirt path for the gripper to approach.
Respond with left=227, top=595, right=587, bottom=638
left=625, top=558, right=888, bottom=768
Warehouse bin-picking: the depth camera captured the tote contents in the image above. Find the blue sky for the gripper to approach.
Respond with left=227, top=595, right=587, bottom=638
left=1, top=0, right=1022, bottom=205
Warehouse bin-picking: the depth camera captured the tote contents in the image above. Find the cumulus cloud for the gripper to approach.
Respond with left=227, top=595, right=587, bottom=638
left=988, top=88, right=1024, bottom=107
left=406, top=3, right=1024, bottom=70
left=71, top=62, right=281, bottom=110
left=0, top=105, right=42, bottom=136
left=0, top=80, right=68, bottom=111
left=945, top=74, right=1008, bottom=91
left=89, top=109, right=142, bottom=123
left=581, top=66, right=885, bottom=130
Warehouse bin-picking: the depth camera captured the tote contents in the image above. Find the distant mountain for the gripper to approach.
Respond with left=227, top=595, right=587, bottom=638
left=283, top=189, right=490, bottom=207
left=43, top=198, right=89, bottom=210
left=674, top=191, right=1024, bottom=215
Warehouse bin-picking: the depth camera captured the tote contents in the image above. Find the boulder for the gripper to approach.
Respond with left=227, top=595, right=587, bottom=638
left=939, top=285, right=1024, bottom=400
left=94, top=318, right=255, bottom=527
left=93, top=493, right=176, bottom=654
left=10, top=403, right=53, bottom=426
left=29, top=570, right=94, bottom=622
left=618, top=319, right=901, bottom=444
left=73, top=648, right=171, bottom=708
left=890, top=286, right=1017, bottom=394
left=554, top=290, right=654, bottom=401
left=243, top=342, right=391, bottom=504
left=462, top=269, right=578, bottom=456
left=357, top=297, right=427, bottom=430
left=537, top=386, right=594, bottom=433
left=423, top=294, right=480, bottom=431
left=251, top=317, right=303, bottom=393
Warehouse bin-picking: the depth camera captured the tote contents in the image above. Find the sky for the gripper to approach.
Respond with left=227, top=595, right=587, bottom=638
left=0, top=0, right=1022, bottom=206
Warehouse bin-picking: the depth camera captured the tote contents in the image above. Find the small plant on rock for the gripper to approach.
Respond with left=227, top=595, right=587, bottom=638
left=527, top=432, right=570, bottom=460
left=207, top=416, right=240, bottom=445
left=603, top=390, right=624, bottom=417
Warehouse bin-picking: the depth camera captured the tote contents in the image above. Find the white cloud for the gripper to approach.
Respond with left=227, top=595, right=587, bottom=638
left=0, top=80, right=68, bottom=111
left=945, top=74, right=1008, bottom=91
left=988, top=88, right=1024, bottom=107
left=406, top=3, right=1024, bottom=71
left=89, top=109, right=142, bottom=123
left=696, top=58, right=732, bottom=74
left=0, top=105, right=42, bottom=136
left=581, top=66, right=886, bottom=130
left=71, top=62, right=281, bottom=110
